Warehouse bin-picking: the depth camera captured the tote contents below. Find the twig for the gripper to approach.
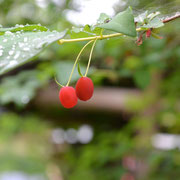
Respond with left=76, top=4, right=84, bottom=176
left=162, top=13, right=180, bottom=23
left=58, top=13, right=180, bottom=45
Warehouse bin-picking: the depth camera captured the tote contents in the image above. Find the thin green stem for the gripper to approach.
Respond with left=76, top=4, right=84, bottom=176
left=66, top=40, right=94, bottom=86
left=58, top=15, right=180, bottom=45
left=59, top=28, right=142, bottom=45
left=54, top=76, right=64, bottom=88
left=84, top=38, right=98, bottom=77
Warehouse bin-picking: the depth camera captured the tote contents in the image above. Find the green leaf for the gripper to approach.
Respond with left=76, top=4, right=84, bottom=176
left=147, top=12, right=161, bottom=21
left=78, top=63, right=83, bottom=77
left=151, top=31, right=163, bottom=39
left=0, top=24, right=48, bottom=35
left=68, top=27, right=89, bottom=39
left=98, top=7, right=137, bottom=37
left=69, top=25, right=102, bottom=39
left=84, top=25, right=102, bottom=35
left=54, top=61, right=94, bottom=85
left=135, top=11, right=160, bottom=24
left=97, top=13, right=111, bottom=24
left=142, top=17, right=164, bottom=28
left=135, top=11, right=148, bottom=23
left=123, top=56, right=142, bottom=70
left=0, top=26, right=66, bottom=75
left=0, top=70, right=45, bottom=107
left=134, top=70, right=151, bottom=89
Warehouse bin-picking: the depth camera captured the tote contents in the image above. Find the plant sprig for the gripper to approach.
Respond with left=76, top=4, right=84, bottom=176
left=58, top=9, right=180, bottom=45
left=0, top=7, right=179, bottom=76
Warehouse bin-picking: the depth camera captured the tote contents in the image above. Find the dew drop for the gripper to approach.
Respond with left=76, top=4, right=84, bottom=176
left=18, top=42, right=24, bottom=48
left=5, top=31, right=13, bottom=35
left=19, top=25, right=24, bottom=28
left=9, top=50, right=14, bottom=56
left=24, top=37, right=28, bottom=42
left=0, top=61, right=6, bottom=67
left=35, top=43, right=44, bottom=49
left=9, top=60, right=17, bottom=66
left=23, top=47, right=30, bottom=51
left=14, top=51, right=20, bottom=59
left=21, top=95, right=30, bottom=104
left=0, top=50, right=3, bottom=56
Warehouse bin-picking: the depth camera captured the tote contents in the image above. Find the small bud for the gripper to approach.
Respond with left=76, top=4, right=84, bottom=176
left=136, top=34, right=143, bottom=46
left=146, top=29, right=151, bottom=38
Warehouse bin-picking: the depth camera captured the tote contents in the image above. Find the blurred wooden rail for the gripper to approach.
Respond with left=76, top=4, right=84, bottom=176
left=35, top=87, right=141, bottom=112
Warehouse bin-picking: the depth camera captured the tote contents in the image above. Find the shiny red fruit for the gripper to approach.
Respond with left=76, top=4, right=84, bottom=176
left=59, top=86, right=78, bottom=108
left=75, top=77, right=94, bottom=101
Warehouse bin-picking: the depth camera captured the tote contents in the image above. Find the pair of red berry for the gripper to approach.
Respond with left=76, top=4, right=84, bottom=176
left=59, top=77, right=94, bottom=108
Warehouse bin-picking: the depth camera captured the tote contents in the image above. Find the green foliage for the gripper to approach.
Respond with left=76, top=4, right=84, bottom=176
left=68, top=13, right=110, bottom=39
left=63, top=124, right=180, bottom=180
left=136, top=11, right=164, bottom=29
left=98, top=7, right=137, bottom=37
left=134, top=69, right=151, bottom=89
left=123, top=56, right=142, bottom=70
left=0, top=24, right=48, bottom=35
left=0, top=70, right=48, bottom=107
left=64, top=130, right=132, bottom=180
left=0, top=112, right=51, bottom=175
left=142, top=17, right=164, bottom=28
left=0, top=25, right=66, bottom=75
left=68, top=25, right=102, bottom=39
left=68, top=7, right=138, bottom=39
left=0, top=7, right=168, bottom=75
left=96, top=13, right=111, bottom=25
left=55, top=61, right=94, bottom=86
left=0, top=1, right=180, bottom=180
left=0, top=60, right=94, bottom=107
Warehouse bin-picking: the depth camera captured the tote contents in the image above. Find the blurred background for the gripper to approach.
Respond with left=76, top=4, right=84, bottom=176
left=0, top=0, right=180, bottom=179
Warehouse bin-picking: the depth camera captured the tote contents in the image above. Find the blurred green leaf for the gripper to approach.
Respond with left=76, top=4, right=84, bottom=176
left=151, top=31, right=163, bottom=39
left=123, top=56, right=142, bottom=70
left=0, top=70, right=47, bottom=107
left=54, top=61, right=95, bottom=85
left=134, top=70, right=151, bottom=89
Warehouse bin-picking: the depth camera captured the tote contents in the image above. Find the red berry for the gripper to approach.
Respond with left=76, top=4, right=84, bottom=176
left=75, top=77, right=94, bottom=101
left=59, top=86, right=78, bottom=108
